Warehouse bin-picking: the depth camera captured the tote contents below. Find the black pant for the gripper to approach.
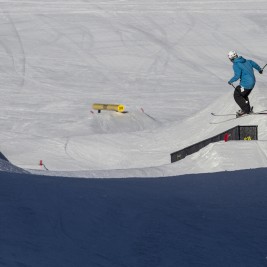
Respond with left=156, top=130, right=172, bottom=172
left=234, top=86, right=252, bottom=113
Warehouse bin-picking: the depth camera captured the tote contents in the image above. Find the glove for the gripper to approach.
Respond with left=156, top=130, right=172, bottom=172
left=259, top=69, right=263, bottom=74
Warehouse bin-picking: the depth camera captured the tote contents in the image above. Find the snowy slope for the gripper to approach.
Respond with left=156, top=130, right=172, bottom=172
left=2, top=1, right=267, bottom=267
left=0, top=0, right=267, bottom=176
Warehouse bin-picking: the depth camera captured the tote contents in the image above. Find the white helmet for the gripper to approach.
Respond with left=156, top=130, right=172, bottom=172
left=228, top=50, right=238, bottom=61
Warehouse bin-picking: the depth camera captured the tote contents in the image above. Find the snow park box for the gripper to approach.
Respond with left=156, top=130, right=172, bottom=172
left=170, top=125, right=258, bottom=163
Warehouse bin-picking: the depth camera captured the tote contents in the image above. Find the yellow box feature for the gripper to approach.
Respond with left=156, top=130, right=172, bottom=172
left=92, top=103, right=125, bottom=113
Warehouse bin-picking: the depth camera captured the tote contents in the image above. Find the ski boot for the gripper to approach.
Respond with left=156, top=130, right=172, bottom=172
left=236, top=110, right=246, bottom=118
left=236, top=106, right=253, bottom=118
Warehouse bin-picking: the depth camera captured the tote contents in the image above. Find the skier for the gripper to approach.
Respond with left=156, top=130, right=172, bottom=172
left=228, top=51, right=263, bottom=117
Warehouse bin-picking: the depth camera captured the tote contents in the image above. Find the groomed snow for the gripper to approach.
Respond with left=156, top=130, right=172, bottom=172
left=0, top=0, right=267, bottom=177
left=1, top=2, right=267, bottom=267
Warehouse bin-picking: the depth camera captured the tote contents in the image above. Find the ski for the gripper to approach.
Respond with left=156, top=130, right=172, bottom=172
left=211, top=112, right=236, bottom=116
left=210, top=112, right=267, bottom=124
left=211, top=109, right=267, bottom=117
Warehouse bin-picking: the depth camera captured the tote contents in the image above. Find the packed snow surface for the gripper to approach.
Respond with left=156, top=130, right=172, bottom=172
left=1, top=1, right=267, bottom=267
left=0, top=0, right=267, bottom=176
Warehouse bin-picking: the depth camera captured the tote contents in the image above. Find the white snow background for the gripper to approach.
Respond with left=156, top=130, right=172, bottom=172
left=0, top=0, right=267, bottom=177
left=1, top=1, right=267, bottom=266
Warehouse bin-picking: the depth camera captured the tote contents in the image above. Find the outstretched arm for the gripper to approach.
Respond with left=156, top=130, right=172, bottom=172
left=248, top=60, right=261, bottom=72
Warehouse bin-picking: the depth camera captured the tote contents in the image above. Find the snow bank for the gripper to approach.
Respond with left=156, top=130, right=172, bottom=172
left=0, top=157, right=28, bottom=174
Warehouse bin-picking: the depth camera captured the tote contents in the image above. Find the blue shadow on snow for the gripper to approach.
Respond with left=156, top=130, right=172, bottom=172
left=1, top=169, right=267, bottom=266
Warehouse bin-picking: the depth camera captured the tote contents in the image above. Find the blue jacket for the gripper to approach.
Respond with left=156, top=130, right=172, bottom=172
left=228, top=56, right=261, bottom=89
